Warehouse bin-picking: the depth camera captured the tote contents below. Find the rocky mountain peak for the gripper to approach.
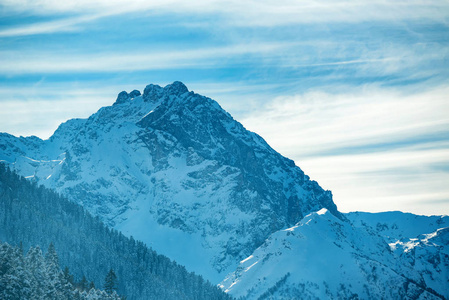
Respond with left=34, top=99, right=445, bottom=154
left=142, top=81, right=188, bottom=103
left=143, top=84, right=163, bottom=102
left=163, top=81, right=189, bottom=96
left=113, top=89, right=142, bottom=106
left=129, top=89, right=141, bottom=98
left=114, top=91, right=130, bottom=105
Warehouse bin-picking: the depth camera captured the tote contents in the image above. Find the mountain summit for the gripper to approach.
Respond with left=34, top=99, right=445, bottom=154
left=0, top=81, right=338, bottom=281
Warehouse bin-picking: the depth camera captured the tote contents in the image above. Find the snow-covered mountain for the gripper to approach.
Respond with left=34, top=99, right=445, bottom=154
left=0, top=81, right=337, bottom=282
left=220, top=209, right=448, bottom=299
left=1, top=81, right=447, bottom=299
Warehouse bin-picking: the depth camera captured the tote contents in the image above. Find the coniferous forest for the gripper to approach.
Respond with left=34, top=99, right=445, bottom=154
left=0, top=241, right=122, bottom=299
left=0, top=164, right=233, bottom=300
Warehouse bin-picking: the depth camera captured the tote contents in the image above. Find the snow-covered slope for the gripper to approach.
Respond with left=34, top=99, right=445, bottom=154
left=0, top=81, right=338, bottom=282
left=347, top=211, right=449, bottom=243
left=348, top=211, right=449, bottom=299
left=391, top=227, right=449, bottom=299
left=220, top=209, right=446, bottom=299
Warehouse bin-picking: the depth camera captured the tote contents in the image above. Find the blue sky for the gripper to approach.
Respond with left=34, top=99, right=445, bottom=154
left=1, top=0, right=448, bottom=215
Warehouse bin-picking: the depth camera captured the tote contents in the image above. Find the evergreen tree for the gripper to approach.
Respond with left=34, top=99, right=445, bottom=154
left=63, top=266, right=75, bottom=285
left=0, top=243, right=31, bottom=299
left=45, top=243, right=59, bottom=267
left=25, top=246, right=48, bottom=299
left=45, top=242, right=64, bottom=299
left=79, top=275, right=88, bottom=291
left=104, top=268, right=117, bottom=294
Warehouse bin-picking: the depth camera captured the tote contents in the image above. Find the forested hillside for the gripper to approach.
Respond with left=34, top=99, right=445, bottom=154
left=0, top=241, right=122, bottom=299
left=0, top=164, right=232, bottom=300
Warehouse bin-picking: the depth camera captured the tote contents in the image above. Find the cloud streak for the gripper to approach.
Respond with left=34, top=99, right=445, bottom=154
left=0, top=42, right=300, bottom=74
left=0, top=13, right=111, bottom=37
left=241, top=86, right=449, bottom=155
left=2, top=0, right=449, bottom=28
left=1, top=40, right=445, bottom=89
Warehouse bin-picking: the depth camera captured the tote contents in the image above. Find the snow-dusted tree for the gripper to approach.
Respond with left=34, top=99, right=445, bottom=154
left=45, top=242, right=64, bottom=298
left=0, top=242, right=31, bottom=299
left=25, top=246, right=49, bottom=299
left=1, top=241, right=123, bottom=300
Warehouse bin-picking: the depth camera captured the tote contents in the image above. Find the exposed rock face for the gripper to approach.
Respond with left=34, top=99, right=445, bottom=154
left=129, top=89, right=141, bottom=98
left=114, top=91, right=130, bottom=105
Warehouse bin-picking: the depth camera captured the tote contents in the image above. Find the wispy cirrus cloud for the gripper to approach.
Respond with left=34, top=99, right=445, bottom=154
left=0, top=42, right=300, bottom=74
left=2, top=0, right=448, bottom=27
left=1, top=0, right=448, bottom=45
left=1, top=38, right=446, bottom=90
left=0, top=13, right=112, bottom=37
left=241, top=85, right=449, bottom=157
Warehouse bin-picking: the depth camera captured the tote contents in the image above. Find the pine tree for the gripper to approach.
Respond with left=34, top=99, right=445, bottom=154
left=63, top=266, right=74, bottom=285
left=60, top=266, right=75, bottom=299
left=104, top=268, right=117, bottom=294
left=79, top=275, right=88, bottom=291
left=0, top=243, right=31, bottom=300
left=45, top=242, right=64, bottom=299
left=45, top=243, right=59, bottom=267
left=25, top=246, right=48, bottom=299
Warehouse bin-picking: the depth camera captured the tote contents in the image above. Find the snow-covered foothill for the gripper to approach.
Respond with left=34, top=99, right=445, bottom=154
left=220, top=209, right=446, bottom=299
